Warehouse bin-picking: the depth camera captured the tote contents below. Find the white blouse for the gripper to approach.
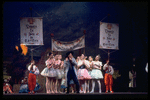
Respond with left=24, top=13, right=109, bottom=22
left=28, top=65, right=39, bottom=75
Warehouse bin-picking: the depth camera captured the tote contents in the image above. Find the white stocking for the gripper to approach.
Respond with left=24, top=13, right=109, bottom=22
left=82, top=83, right=85, bottom=92
left=55, top=79, right=58, bottom=93
left=90, top=80, right=95, bottom=93
left=84, top=81, right=87, bottom=93
left=46, top=77, right=49, bottom=93
left=97, top=80, right=101, bottom=93
left=87, top=80, right=89, bottom=92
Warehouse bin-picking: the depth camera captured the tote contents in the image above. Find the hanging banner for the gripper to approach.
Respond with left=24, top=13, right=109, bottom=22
left=99, top=22, right=119, bottom=50
left=20, top=17, right=43, bottom=45
left=52, top=36, right=85, bottom=51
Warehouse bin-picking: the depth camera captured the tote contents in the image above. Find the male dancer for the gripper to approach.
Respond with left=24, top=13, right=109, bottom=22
left=103, top=60, right=114, bottom=93
left=64, top=51, right=80, bottom=93
left=28, top=60, right=39, bottom=94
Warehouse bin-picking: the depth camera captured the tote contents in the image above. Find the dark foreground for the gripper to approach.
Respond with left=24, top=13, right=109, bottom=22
left=3, top=92, right=148, bottom=99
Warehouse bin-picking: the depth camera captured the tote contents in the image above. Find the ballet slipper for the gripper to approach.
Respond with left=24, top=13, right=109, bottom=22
left=51, top=91, right=54, bottom=93
left=90, top=90, right=94, bottom=93
left=110, top=91, right=114, bottom=93
left=46, top=90, right=49, bottom=93
left=105, top=90, right=108, bottom=93
left=55, top=91, right=58, bottom=93
left=80, top=90, right=84, bottom=93
left=59, top=91, right=62, bottom=93
left=48, top=90, right=51, bottom=94
left=99, top=90, right=101, bottom=93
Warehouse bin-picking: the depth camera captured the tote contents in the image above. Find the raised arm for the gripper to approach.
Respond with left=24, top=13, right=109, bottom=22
left=63, top=60, right=68, bottom=69
left=103, top=64, right=108, bottom=70
left=60, top=61, right=64, bottom=69
left=28, top=65, right=31, bottom=71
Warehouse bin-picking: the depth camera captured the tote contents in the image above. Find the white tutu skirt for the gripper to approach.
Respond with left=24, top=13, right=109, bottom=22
left=41, top=67, right=57, bottom=77
left=55, top=69, right=64, bottom=79
left=90, top=69, right=103, bottom=79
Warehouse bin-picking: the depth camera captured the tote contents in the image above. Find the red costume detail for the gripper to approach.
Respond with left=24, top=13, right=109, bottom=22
left=28, top=73, right=36, bottom=92
left=104, top=73, right=113, bottom=92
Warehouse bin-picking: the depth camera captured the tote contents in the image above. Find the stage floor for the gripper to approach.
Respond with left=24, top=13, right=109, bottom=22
left=3, top=92, right=148, bottom=99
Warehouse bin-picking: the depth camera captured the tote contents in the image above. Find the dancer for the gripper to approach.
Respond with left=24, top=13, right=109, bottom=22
left=41, top=52, right=57, bottom=93
left=19, top=77, right=40, bottom=93
left=58, top=54, right=64, bottom=93
left=77, top=54, right=91, bottom=93
left=53, top=54, right=59, bottom=93
left=85, top=56, right=92, bottom=93
left=60, top=75, right=66, bottom=93
left=76, top=56, right=84, bottom=92
left=3, top=78, right=13, bottom=94
left=87, top=56, right=94, bottom=93
left=103, top=60, right=114, bottom=93
left=19, top=77, right=28, bottom=93
left=64, top=51, right=80, bottom=94
left=90, top=55, right=103, bottom=93
left=54, top=54, right=64, bottom=93
left=28, top=60, right=40, bottom=94
left=52, top=54, right=58, bottom=93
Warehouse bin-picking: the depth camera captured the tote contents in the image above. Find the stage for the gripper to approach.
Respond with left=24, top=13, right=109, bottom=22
left=3, top=92, right=148, bottom=99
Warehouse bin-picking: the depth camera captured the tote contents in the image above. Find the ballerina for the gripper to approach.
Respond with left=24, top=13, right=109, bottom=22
left=87, top=56, right=94, bottom=93
left=54, top=54, right=64, bottom=93
left=77, top=54, right=91, bottom=93
left=41, top=52, right=57, bottom=93
left=90, top=55, right=103, bottom=93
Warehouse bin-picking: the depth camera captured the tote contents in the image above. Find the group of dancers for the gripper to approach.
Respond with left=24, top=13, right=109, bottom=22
left=27, top=51, right=114, bottom=94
